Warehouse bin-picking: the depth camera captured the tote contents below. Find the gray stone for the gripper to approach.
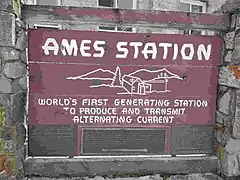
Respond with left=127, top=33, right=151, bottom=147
left=0, top=47, right=20, bottom=61
left=0, top=12, right=15, bottom=47
left=222, top=150, right=240, bottom=177
left=18, top=76, right=27, bottom=90
left=3, top=140, right=15, bottom=152
left=20, top=50, right=27, bottom=63
left=233, top=121, right=240, bottom=139
left=15, top=147, right=24, bottom=170
left=0, top=174, right=16, bottom=180
left=15, top=30, right=27, bottom=51
left=233, top=34, right=240, bottom=61
left=221, top=0, right=240, bottom=14
left=236, top=89, right=240, bottom=107
left=216, top=111, right=232, bottom=127
left=233, top=90, right=240, bottom=138
left=11, top=78, right=23, bottom=93
left=218, top=67, right=240, bottom=88
left=7, top=93, right=26, bottom=125
left=229, top=88, right=237, bottom=116
left=24, top=156, right=218, bottom=177
left=218, top=89, right=232, bottom=114
left=168, top=173, right=223, bottom=180
left=0, top=0, right=14, bottom=10
left=3, top=61, right=26, bottom=78
left=224, top=51, right=233, bottom=62
left=225, top=138, right=240, bottom=154
left=0, top=92, right=26, bottom=125
left=0, top=76, right=11, bottom=93
left=231, top=14, right=237, bottom=29
left=216, top=127, right=231, bottom=146
left=223, top=31, right=235, bottom=50
left=218, top=85, right=228, bottom=95
left=236, top=14, right=240, bottom=31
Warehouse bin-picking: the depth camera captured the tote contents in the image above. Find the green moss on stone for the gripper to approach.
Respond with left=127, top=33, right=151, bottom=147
left=0, top=106, right=17, bottom=174
left=13, top=0, right=21, bottom=17
left=0, top=105, right=5, bottom=153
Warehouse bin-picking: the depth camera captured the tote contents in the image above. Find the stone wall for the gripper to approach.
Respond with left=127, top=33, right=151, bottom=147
left=0, top=0, right=27, bottom=179
left=215, top=2, right=240, bottom=179
left=2, top=0, right=240, bottom=179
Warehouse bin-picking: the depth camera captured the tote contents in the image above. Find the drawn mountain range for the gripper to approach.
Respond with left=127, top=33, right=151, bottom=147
left=129, top=68, right=183, bottom=81
left=66, top=68, right=115, bottom=81
left=66, top=66, right=183, bottom=95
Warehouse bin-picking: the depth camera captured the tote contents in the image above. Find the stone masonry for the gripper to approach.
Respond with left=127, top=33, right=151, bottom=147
left=0, top=0, right=239, bottom=180
left=0, top=0, right=27, bottom=179
left=214, top=1, right=240, bottom=180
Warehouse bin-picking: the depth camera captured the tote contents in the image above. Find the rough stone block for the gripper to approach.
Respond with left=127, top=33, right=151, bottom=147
left=8, top=93, right=26, bottom=125
left=231, top=14, right=237, bottom=29
left=3, top=140, right=15, bottom=152
left=20, top=51, right=27, bottom=63
left=0, top=92, right=26, bottom=125
left=0, top=0, right=14, bottom=10
left=221, top=1, right=240, bottom=14
left=233, top=89, right=240, bottom=139
left=218, top=67, right=240, bottom=88
left=236, top=14, right=240, bottom=31
left=233, top=121, right=240, bottom=139
left=0, top=76, right=12, bottom=93
left=168, top=173, right=224, bottom=180
left=3, top=61, right=26, bottom=79
left=15, top=30, right=27, bottom=51
left=233, top=34, right=240, bottom=61
left=15, top=146, right=24, bottom=171
left=0, top=12, right=15, bottom=47
left=18, top=76, right=27, bottom=90
left=0, top=47, right=20, bottom=61
left=217, top=89, right=232, bottom=115
left=223, top=31, right=235, bottom=50
left=218, top=85, right=228, bottom=95
left=224, top=51, right=233, bottom=62
left=225, top=138, right=240, bottom=154
left=216, top=127, right=231, bottom=146
left=222, top=150, right=240, bottom=177
left=236, top=89, right=240, bottom=107
left=11, top=78, right=23, bottom=93
left=216, top=111, right=232, bottom=127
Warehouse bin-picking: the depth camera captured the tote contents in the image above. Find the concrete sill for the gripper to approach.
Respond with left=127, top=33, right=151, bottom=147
left=24, top=155, right=218, bottom=178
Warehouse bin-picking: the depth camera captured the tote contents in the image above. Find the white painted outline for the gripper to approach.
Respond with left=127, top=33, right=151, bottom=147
left=66, top=67, right=183, bottom=96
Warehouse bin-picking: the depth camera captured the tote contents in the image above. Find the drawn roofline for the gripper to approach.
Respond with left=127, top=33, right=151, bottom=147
left=145, top=75, right=183, bottom=82
left=122, top=74, right=143, bottom=86
left=66, top=68, right=115, bottom=80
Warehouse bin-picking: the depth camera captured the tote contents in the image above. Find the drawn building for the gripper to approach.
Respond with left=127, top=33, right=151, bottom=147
left=122, top=69, right=181, bottom=95
left=122, top=75, right=152, bottom=95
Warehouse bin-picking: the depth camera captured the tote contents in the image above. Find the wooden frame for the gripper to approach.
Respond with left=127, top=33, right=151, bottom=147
left=22, top=5, right=230, bottom=32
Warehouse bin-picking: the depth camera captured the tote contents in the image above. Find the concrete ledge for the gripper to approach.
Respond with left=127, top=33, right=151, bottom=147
left=24, top=156, right=218, bottom=178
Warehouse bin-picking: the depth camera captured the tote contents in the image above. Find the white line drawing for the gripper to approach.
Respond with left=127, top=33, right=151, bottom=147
left=66, top=66, right=183, bottom=95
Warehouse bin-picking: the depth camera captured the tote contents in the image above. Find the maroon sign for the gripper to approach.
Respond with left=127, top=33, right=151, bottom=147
left=28, top=29, right=222, bottom=126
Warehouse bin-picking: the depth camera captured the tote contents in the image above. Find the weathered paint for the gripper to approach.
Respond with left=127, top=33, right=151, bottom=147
left=22, top=5, right=230, bottom=31
left=28, top=29, right=222, bottom=126
left=28, top=29, right=222, bottom=156
left=29, top=29, right=222, bottom=66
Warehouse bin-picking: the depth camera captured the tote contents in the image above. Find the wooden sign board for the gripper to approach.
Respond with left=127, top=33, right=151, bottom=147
left=28, top=29, right=222, bottom=156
